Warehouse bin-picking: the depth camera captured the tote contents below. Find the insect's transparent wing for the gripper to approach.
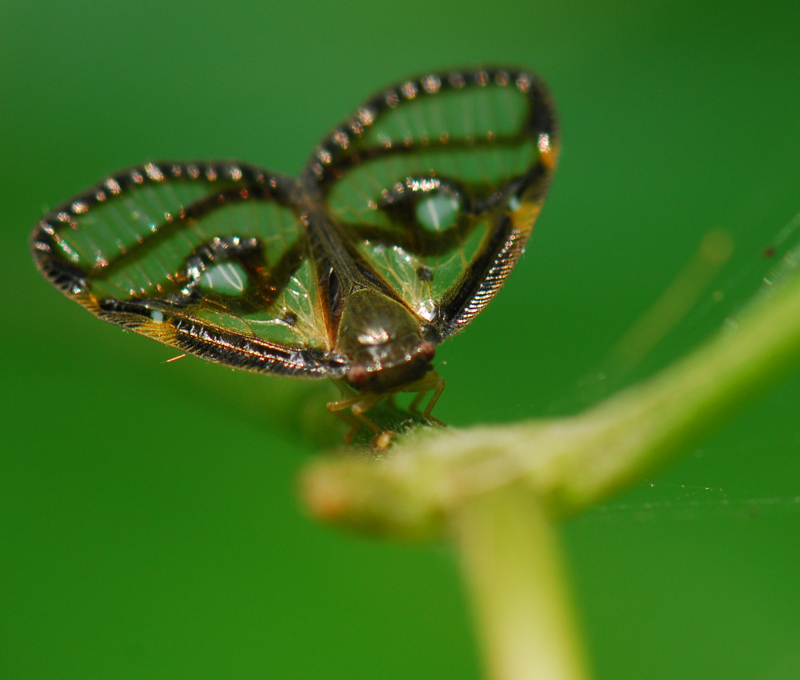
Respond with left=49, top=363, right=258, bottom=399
left=31, top=162, right=342, bottom=378
left=304, top=68, right=558, bottom=340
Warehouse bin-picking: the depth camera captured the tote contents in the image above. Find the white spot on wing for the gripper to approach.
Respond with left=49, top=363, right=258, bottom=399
left=416, top=299, right=436, bottom=322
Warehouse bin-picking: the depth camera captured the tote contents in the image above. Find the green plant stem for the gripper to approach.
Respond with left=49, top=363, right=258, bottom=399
left=298, top=240, right=800, bottom=680
left=454, top=484, right=589, bottom=680
left=302, top=264, right=800, bottom=536
left=557, top=264, right=800, bottom=510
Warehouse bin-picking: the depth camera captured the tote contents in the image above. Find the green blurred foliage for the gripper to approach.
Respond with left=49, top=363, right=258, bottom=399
left=2, top=1, right=800, bottom=678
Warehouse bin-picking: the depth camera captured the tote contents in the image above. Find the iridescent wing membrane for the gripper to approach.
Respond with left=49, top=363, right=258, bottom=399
left=31, top=67, right=557, bottom=393
left=32, top=163, right=343, bottom=377
left=307, top=68, right=558, bottom=340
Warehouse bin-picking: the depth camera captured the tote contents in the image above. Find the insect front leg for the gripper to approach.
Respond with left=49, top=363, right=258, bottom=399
left=405, top=372, right=446, bottom=427
left=326, top=398, right=363, bottom=444
left=327, top=391, right=389, bottom=448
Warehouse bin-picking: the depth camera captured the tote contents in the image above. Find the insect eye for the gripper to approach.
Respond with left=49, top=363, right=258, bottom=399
left=416, top=341, right=436, bottom=361
left=346, top=364, right=369, bottom=387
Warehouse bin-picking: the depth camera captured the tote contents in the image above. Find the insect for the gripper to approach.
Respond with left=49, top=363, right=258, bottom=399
left=31, top=67, right=558, bottom=448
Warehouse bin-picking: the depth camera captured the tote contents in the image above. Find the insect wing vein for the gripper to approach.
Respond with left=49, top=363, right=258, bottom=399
left=304, top=67, right=559, bottom=340
left=32, top=161, right=337, bottom=377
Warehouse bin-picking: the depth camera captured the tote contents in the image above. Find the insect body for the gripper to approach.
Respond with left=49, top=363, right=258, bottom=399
left=31, top=67, right=558, bottom=446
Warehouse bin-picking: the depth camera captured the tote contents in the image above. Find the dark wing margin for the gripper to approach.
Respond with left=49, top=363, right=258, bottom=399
left=303, top=67, right=558, bottom=340
left=31, top=161, right=345, bottom=378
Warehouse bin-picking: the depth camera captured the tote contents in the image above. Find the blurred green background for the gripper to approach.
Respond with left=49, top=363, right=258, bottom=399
left=3, top=1, right=800, bottom=678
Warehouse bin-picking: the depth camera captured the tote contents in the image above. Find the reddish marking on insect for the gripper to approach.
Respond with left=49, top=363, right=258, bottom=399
left=347, top=364, right=369, bottom=387
left=417, top=341, right=436, bottom=362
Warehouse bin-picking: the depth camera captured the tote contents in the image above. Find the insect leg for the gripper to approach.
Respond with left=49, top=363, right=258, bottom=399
left=408, top=389, right=427, bottom=414
left=327, top=392, right=388, bottom=446
left=421, top=376, right=446, bottom=426
left=326, top=402, right=362, bottom=444
left=404, top=373, right=446, bottom=426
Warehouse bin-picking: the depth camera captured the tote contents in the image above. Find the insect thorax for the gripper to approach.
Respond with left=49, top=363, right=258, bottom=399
left=335, top=287, right=434, bottom=393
